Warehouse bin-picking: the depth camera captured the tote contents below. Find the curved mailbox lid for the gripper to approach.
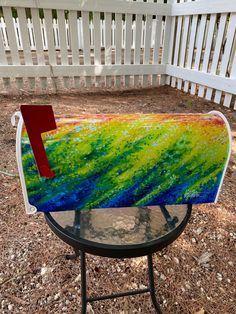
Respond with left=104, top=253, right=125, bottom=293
left=14, top=108, right=231, bottom=214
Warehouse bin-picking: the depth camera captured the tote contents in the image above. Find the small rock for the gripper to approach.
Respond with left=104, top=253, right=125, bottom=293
left=228, top=261, right=233, bottom=266
left=191, top=237, right=196, bottom=243
left=41, top=267, right=49, bottom=276
left=160, top=274, right=166, bottom=280
left=173, top=257, right=179, bottom=264
left=54, top=293, right=60, bottom=301
left=195, top=227, right=203, bottom=235
left=8, top=304, right=14, bottom=311
left=75, top=274, right=81, bottom=282
left=185, top=283, right=191, bottom=289
left=217, top=273, right=223, bottom=281
left=139, top=284, right=147, bottom=289
left=197, top=252, right=213, bottom=265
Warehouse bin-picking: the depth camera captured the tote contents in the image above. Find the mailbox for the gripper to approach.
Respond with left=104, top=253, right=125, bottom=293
left=13, top=106, right=231, bottom=214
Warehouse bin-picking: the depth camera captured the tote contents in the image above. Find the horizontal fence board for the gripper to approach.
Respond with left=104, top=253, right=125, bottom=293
left=0, top=64, right=166, bottom=77
left=166, top=65, right=236, bottom=95
left=2, top=0, right=235, bottom=16
left=172, top=0, right=236, bottom=16
left=0, top=0, right=171, bottom=16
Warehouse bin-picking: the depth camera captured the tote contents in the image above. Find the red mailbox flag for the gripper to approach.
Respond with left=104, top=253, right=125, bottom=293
left=21, top=105, right=57, bottom=178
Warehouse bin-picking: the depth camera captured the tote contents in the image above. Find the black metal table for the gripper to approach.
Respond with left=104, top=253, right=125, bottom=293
left=45, top=205, right=192, bottom=313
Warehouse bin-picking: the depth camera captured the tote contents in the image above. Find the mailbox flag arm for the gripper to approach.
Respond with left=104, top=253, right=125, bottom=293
left=20, top=105, right=57, bottom=178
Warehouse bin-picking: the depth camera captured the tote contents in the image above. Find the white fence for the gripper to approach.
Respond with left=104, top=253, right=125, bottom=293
left=0, top=17, right=165, bottom=51
left=0, top=0, right=236, bottom=110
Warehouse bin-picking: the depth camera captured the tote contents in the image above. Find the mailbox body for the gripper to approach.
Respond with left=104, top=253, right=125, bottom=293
left=15, top=110, right=231, bottom=213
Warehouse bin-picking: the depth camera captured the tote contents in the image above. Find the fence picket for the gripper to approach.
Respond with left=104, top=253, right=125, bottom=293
left=224, top=52, right=236, bottom=107
left=134, top=14, right=142, bottom=86
left=165, top=16, right=176, bottom=85
left=57, top=10, right=70, bottom=88
left=93, top=12, right=101, bottom=87
left=2, top=7, right=20, bottom=65
left=143, top=14, right=153, bottom=87
left=183, top=15, right=198, bottom=92
left=0, top=19, right=9, bottom=90
left=17, top=8, right=32, bottom=65
left=152, top=16, right=162, bottom=86
left=57, top=10, right=68, bottom=65
left=124, top=14, right=132, bottom=87
left=171, top=9, right=183, bottom=88
left=93, top=12, right=101, bottom=66
left=0, top=22, right=7, bottom=64
left=2, top=7, right=24, bottom=91
left=81, top=11, right=91, bottom=87
left=198, top=14, right=217, bottom=97
left=214, top=13, right=236, bottom=104
left=177, top=2, right=190, bottom=90
left=161, top=0, right=175, bottom=85
left=44, top=9, right=57, bottom=65
left=190, top=14, right=207, bottom=95
left=17, top=7, right=36, bottom=90
left=205, top=14, right=227, bottom=100
left=31, top=9, right=44, bottom=65
left=68, top=11, right=80, bottom=70
left=69, top=11, right=80, bottom=88
left=104, top=12, right=112, bottom=87
left=31, top=9, right=48, bottom=90
left=115, top=13, right=122, bottom=87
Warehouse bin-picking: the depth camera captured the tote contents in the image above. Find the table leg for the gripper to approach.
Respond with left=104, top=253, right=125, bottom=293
left=80, top=251, right=87, bottom=314
left=147, top=254, right=163, bottom=314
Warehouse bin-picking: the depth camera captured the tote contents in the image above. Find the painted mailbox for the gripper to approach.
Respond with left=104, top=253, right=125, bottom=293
left=13, top=106, right=231, bottom=214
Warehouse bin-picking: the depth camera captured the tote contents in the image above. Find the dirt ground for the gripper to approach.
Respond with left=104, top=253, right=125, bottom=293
left=0, top=86, right=235, bottom=314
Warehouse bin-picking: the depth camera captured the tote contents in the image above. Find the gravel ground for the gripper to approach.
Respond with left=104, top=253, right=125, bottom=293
left=0, top=86, right=235, bottom=314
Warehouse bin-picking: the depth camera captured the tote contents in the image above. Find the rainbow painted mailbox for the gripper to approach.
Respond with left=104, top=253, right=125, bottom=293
left=13, top=106, right=231, bottom=214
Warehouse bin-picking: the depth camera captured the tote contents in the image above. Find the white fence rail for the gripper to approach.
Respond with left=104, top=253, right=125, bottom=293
left=0, top=0, right=236, bottom=110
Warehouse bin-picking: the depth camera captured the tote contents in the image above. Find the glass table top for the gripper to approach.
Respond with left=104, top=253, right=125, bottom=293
left=50, top=205, right=189, bottom=246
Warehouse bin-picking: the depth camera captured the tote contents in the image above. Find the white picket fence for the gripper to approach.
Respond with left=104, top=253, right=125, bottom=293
left=0, top=0, right=236, bottom=110
left=0, top=17, right=165, bottom=51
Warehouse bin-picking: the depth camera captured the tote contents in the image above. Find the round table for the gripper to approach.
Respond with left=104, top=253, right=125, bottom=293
left=45, top=204, right=192, bottom=314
